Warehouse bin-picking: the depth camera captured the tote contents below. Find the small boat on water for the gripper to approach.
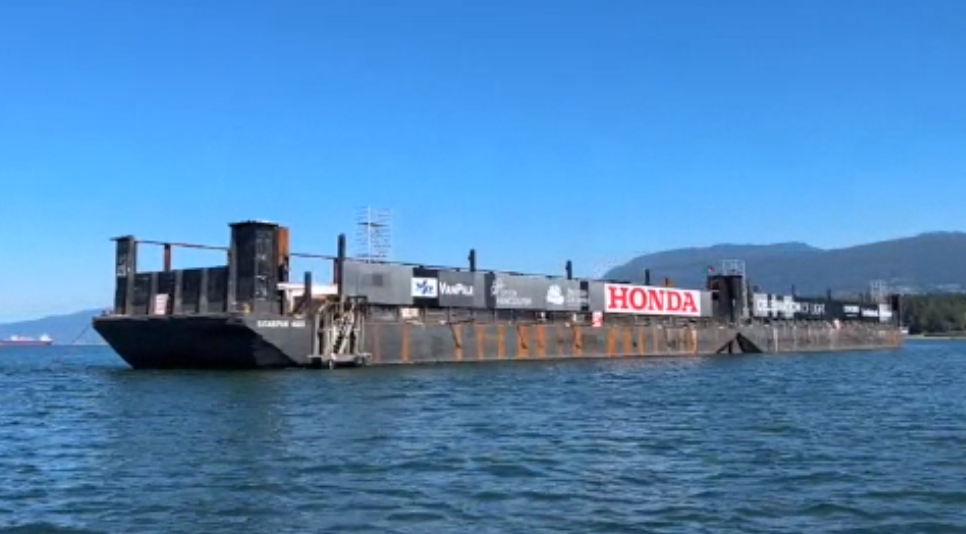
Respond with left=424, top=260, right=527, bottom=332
left=0, top=334, right=53, bottom=347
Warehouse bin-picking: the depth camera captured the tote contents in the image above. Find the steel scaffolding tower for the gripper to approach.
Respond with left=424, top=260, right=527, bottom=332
left=869, top=279, right=889, bottom=303
left=354, top=206, right=393, bottom=262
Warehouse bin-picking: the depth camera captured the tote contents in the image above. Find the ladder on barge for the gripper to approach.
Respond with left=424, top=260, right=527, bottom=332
left=307, top=297, right=372, bottom=369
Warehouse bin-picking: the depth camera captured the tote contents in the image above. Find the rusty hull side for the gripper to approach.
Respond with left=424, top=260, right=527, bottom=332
left=360, top=321, right=902, bottom=365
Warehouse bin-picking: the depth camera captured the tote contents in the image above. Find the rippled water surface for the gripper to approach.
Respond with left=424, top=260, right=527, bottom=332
left=2, top=342, right=966, bottom=533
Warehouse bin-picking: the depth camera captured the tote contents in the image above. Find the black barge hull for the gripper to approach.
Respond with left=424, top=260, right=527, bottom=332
left=94, top=314, right=903, bottom=370
left=93, top=314, right=312, bottom=369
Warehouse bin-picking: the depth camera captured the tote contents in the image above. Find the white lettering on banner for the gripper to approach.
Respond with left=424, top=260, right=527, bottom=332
left=440, top=281, right=474, bottom=297
left=753, top=294, right=827, bottom=317
left=545, top=284, right=584, bottom=307
left=803, top=302, right=826, bottom=315
left=861, top=308, right=880, bottom=318
left=411, top=277, right=439, bottom=298
left=754, top=295, right=795, bottom=316
left=604, top=283, right=701, bottom=316
left=257, top=320, right=306, bottom=328
left=491, top=277, right=534, bottom=308
left=843, top=305, right=860, bottom=314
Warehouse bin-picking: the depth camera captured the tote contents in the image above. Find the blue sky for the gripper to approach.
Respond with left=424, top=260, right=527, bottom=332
left=1, top=0, right=964, bottom=322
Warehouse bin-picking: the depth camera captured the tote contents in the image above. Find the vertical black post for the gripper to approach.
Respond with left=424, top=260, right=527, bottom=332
left=277, top=226, right=291, bottom=285
left=229, top=221, right=281, bottom=315
left=173, top=269, right=184, bottom=314
left=227, top=227, right=237, bottom=312
left=791, top=284, right=797, bottom=297
left=148, top=272, right=159, bottom=315
left=565, top=260, right=573, bottom=280
left=728, top=284, right=736, bottom=324
left=337, top=233, right=347, bottom=308
left=644, top=269, right=651, bottom=286
left=113, top=235, right=137, bottom=316
left=306, top=270, right=319, bottom=356
left=468, top=249, right=477, bottom=272
left=163, top=244, right=172, bottom=272
left=199, top=268, right=209, bottom=313
left=304, top=270, right=313, bottom=313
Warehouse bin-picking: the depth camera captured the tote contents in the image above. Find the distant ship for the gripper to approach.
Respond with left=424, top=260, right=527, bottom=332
left=0, top=334, right=53, bottom=346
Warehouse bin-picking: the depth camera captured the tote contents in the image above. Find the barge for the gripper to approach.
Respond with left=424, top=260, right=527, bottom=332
left=92, top=220, right=903, bottom=370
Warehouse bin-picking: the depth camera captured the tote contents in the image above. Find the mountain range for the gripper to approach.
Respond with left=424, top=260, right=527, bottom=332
left=0, top=309, right=106, bottom=345
left=3, top=232, right=965, bottom=343
left=604, top=231, right=966, bottom=297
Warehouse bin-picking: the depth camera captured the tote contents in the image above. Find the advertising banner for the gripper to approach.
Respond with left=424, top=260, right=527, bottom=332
left=877, top=303, right=895, bottom=323
left=587, top=281, right=608, bottom=312
left=438, top=270, right=487, bottom=308
left=753, top=295, right=894, bottom=322
left=793, top=297, right=831, bottom=320
left=485, top=274, right=586, bottom=311
left=838, top=301, right=882, bottom=321
left=840, top=302, right=861, bottom=320
left=603, top=283, right=702, bottom=317
left=825, top=300, right=844, bottom=320
left=410, top=267, right=440, bottom=307
left=752, top=293, right=793, bottom=319
left=752, top=293, right=833, bottom=320
left=859, top=304, right=883, bottom=321
left=543, top=279, right=585, bottom=312
left=341, top=261, right=413, bottom=306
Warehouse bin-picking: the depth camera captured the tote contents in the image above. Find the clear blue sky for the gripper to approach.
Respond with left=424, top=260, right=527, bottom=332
left=1, top=0, right=964, bottom=322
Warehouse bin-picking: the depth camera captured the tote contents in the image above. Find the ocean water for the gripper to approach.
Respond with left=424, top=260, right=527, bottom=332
left=1, top=342, right=966, bottom=533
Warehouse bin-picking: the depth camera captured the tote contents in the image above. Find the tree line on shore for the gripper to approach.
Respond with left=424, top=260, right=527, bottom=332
left=900, top=294, right=966, bottom=334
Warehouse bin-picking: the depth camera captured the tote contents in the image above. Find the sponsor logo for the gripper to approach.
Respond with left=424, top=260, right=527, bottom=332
left=843, top=305, right=860, bottom=314
left=861, top=308, right=880, bottom=318
left=604, top=283, right=701, bottom=316
left=440, top=281, right=474, bottom=297
left=257, top=320, right=306, bottom=328
left=546, top=284, right=565, bottom=306
left=491, top=277, right=534, bottom=308
left=411, top=277, right=439, bottom=298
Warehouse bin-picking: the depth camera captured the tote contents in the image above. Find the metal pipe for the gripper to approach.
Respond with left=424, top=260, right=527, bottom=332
left=137, top=239, right=228, bottom=252
left=290, top=252, right=338, bottom=260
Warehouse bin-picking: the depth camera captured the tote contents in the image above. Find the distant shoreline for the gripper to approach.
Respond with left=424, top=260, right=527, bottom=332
left=905, top=333, right=966, bottom=341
